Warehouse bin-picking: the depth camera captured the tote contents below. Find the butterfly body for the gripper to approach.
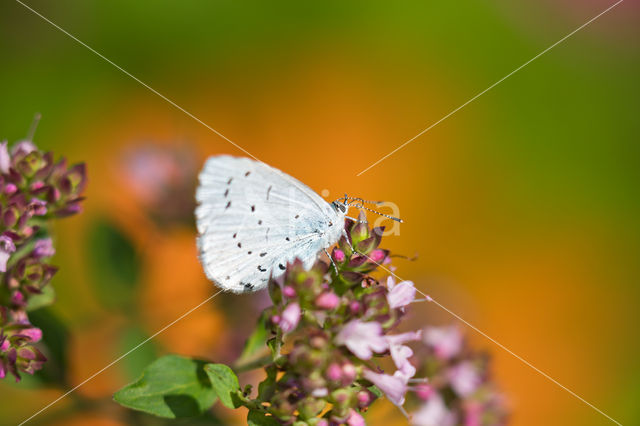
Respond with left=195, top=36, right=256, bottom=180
left=195, top=156, right=345, bottom=293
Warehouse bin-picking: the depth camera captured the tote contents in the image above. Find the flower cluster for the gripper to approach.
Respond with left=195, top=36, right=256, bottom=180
left=245, top=216, right=426, bottom=425
left=409, top=326, right=508, bottom=426
left=0, top=137, right=86, bottom=381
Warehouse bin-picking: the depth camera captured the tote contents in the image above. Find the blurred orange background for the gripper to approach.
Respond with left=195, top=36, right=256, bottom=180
left=1, top=1, right=638, bottom=425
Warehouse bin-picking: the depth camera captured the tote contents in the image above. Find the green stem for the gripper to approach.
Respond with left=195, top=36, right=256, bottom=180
left=233, top=355, right=273, bottom=373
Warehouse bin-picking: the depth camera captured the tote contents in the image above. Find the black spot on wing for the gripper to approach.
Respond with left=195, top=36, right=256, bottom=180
left=245, top=171, right=251, bottom=177
left=257, top=265, right=267, bottom=272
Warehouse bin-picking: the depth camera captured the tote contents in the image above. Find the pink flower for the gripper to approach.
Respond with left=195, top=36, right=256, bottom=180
left=0, top=141, right=9, bottom=174
left=448, top=361, right=481, bottom=397
left=345, top=409, right=365, bottom=426
left=279, top=303, right=300, bottom=333
left=335, top=320, right=388, bottom=360
left=411, top=393, right=457, bottom=426
left=333, top=248, right=346, bottom=262
left=387, top=281, right=416, bottom=309
left=315, top=292, right=339, bottom=310
left=0, top=235, right=16, bottom=273
left=362, top=370, right=408, bottom=406
left=33, top=238, right=55, bottom=258
left=386, top=331, right=421, bottom=377
left=423, top=326, right=463, bottom=360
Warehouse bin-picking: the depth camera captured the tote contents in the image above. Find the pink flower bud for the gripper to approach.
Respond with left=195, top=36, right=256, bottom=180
left=414, top=383, right=433, bottom=400
left=349, top=301, right=361, bottom=314
left=346, top=409, right=366, bottom=426
left=357, top=390, right=373, bottom=407
left=315, top=292, right=339, bottom=310
left=4, top=183, right=17, bottom=195
left=271, top=315, right=281, bottom=324
left=30, top=181, right=45, bottom=191
left=342, top=362, right=357, bottom=383
left=333, top=248, right=346, bottom=262
left=370, top=249, right=385, bottom=263
left=282, top=286, right=296, bottom=298
left=326, top=363, right=342, bottom=381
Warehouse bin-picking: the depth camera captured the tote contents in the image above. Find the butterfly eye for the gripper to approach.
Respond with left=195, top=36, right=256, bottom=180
left=332, top=201, right=346, bottom=213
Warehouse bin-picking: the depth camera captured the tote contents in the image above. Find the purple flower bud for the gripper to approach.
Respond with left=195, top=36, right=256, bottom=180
left=271, top=315, right=281, bottom=324
left=283, top=286, right=296, bottom=298
left=349, top=301, right=361, bottom=314
left=10, top=291, right=25, bottom=307
left=280, top=303, right=300, bottom=333
left=315, top=292, right=339, bottom=310
left=333, top=248, right=346, bottom=262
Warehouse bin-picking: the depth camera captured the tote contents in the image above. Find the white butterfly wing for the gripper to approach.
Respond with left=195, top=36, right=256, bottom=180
left=196, top=156, right=343, bottom=293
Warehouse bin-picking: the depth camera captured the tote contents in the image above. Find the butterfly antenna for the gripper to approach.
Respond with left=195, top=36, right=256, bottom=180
left=346, top=196, right=384, bottom=205
left=27, top=113, right=42, bottom=141
left=353, top=204, right=403, bottom=223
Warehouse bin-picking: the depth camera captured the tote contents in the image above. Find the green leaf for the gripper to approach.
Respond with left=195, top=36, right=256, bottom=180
left=257, top=365, right=277, bottom=402
left=87, top=218, right=140, bottom=311
left=118, top=326, right=158, bottom=382
left=247, top=410, right=281, bottom=426
left=25, top=284, right=56, bottom=311
left=238, top=313, right=269, bottom=363
left=204, top=363, right=241, bottom=409
left=114, top=355, right=217, bottom=418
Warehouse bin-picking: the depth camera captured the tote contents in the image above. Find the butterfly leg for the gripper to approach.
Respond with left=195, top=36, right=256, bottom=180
left=324, top=248, right=339, bottom=275
left=345, top=215, right=368, bottom=224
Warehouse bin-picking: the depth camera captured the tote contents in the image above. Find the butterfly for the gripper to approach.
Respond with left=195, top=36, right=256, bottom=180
left=195, top=156, right=399, bottom=293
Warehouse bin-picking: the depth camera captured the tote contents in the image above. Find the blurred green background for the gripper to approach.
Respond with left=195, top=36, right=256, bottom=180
left=1, top=1, right=638, bottom=425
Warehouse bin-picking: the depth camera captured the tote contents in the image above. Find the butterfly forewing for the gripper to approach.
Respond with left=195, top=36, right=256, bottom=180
left=196, top=156, right=343, bottom=293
